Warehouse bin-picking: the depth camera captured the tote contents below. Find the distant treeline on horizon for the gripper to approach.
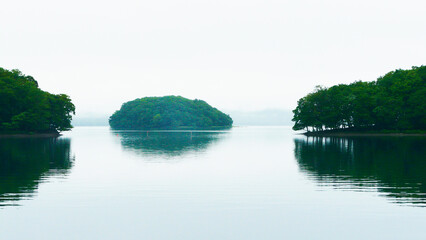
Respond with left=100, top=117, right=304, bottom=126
left=292, top=66, right=426, bottom=132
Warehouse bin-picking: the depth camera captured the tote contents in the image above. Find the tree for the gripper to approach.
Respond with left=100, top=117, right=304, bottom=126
left=292, top=66, right=426, bottom=132
left=109, top=96, right=233, bottom=130
left=0, top=68, right=75, bottom=133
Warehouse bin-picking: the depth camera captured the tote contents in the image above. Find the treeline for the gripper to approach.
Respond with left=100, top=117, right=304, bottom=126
left=109, top=96, right=233, bottom=129
left=0, top=68, right=75, bottom=133
left=292, top=66, right=426, bottom=132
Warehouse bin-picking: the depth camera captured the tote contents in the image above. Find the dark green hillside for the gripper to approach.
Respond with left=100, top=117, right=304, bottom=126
left=109, top=96, right=233, bottom=129
left=0, top=68, right=75, bottom=133
left=292, top=66, right=426, bottom=132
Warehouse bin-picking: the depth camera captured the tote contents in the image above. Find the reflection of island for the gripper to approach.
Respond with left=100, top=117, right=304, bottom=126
left=0, top=138, right=73, bottom=207
left=294, top=137, right=426, bottom=207
left=116, top=131, right=228, bottom=158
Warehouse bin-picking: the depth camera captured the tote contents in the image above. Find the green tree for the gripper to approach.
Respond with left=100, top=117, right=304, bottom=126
left=292, top=66, right=426, bottom=132
left=109, top=96, right=233, bottom=130
left=0, top=68, right=75, bottom=133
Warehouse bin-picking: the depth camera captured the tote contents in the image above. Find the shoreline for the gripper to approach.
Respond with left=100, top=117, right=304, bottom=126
left=303, top=132, right=426, bottom=137
left=0, top=132, right=61, bottom=138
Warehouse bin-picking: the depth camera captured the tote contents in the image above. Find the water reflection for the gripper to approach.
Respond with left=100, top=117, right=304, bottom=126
left=294, top=137, right=426, bottom=207
left=115, top=131, right=228, bottom=158
left=0, top=138, right=73, bottom=207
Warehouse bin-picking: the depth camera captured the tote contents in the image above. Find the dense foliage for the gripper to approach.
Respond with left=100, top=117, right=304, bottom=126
left=292, top=66, right=426, bottom=132
left=0, top=68, right=75, bottom=133
left=109, top=96, right=233, bottom=129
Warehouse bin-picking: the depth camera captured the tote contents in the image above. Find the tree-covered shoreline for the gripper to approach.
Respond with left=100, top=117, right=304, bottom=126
left=292, top=66, right=426, bottom=133
left=0, top=68, right=75, bottom=134
left=109, top=96, right=233, bottom=130
left=302, top=128, right=426, bottom=136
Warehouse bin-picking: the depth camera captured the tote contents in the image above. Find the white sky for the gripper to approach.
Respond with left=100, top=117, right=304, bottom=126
left=1, top=0, right=425, bottom=117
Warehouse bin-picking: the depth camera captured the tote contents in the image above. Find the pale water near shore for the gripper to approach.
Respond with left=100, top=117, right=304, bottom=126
left=0, top=127, right=425, bottom=239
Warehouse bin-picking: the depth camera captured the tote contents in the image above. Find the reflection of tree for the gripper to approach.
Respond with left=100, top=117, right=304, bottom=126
left=117, top=131, right=227, bottom=157
left=294, top=137, right=426, bottom=207
left=0, top=138, right=73, bottom=207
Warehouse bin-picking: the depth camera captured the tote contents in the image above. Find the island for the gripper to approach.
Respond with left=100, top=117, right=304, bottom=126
left=109, top=96, right=233, bottom=130
left=0, top=68, right=75, bottom=136
left=292, top=66, right=426, bottom=135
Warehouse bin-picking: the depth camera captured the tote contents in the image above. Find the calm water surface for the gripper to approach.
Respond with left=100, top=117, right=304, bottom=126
left=0, top=127, right=425, bottom=239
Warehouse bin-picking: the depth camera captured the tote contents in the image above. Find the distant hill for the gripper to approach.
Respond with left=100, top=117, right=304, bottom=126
left=72, top=116, right=109, bottom=126
left=109, top=96, right=233, bottom=130
left=228, top=109, right=293, bottom=126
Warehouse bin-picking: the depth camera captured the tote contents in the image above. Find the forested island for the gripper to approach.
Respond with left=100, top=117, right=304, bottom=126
left=109, top=96, right=233, bottom=130
left=0, top=68, right=75, bottom=135
left=292, top=66, right=425, bottom=135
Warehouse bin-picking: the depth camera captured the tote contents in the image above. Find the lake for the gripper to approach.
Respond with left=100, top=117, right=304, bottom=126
left=0, top=126, right=425, bottom=239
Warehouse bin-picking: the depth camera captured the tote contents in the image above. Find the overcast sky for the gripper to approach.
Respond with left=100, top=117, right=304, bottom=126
left=1, top=0, right=425, bottom=117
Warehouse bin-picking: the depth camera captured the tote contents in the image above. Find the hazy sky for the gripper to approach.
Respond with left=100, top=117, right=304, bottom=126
left=1, top=0, right=425, bottom=117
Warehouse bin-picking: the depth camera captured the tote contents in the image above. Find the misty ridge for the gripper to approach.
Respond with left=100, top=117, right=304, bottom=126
left=72, top=109, right=293, bottom=127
